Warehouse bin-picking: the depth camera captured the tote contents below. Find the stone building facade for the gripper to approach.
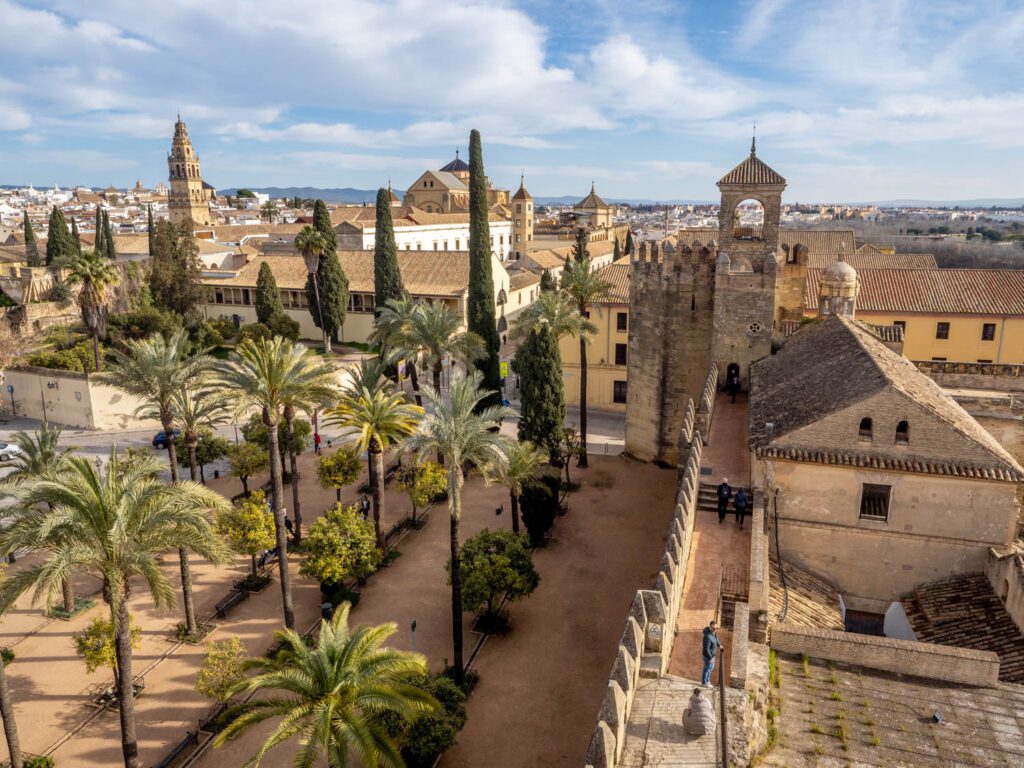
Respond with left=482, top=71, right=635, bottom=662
left=625, top=142, right=812, bottom=464
left=167, top=116, right=213, bottom=227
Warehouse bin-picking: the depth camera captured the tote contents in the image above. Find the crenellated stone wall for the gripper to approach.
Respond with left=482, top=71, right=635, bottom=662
left=586, top=405, right=703, bottom=767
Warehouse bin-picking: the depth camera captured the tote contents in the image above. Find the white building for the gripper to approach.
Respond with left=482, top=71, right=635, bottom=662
left=335, top=207, right=513, bottom=261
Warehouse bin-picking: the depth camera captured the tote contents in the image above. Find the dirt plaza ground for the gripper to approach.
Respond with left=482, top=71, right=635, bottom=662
left=0, top=442, right=679, bottom=767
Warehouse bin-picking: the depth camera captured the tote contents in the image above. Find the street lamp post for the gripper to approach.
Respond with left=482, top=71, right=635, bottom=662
left=302, top=249, right=330, bottom=354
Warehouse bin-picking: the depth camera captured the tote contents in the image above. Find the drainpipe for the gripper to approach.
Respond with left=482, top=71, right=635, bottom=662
left=996, top=316, right=1008, bottom=365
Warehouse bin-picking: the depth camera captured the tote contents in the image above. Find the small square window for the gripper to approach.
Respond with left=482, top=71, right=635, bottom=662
left=614, top=343, right=627, bottom=366
left=616, top=312, right=628, bottom=332
left=893, top=320, right=906, bottom=331
left=860, top=483, right=891, bottom=521
left=982, top=323, right=996, bottom=341
left=936, top=322, right=950, bottom=339
left=613, top=380, right=627, bottom=403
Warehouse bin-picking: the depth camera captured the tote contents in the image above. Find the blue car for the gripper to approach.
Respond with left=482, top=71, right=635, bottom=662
left=152, top=430, right=181, bottom=449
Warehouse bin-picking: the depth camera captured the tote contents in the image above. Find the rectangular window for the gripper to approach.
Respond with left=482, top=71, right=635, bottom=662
left=977, top=359, right=993, bottom=363
left=931, top=356, right=947, bottom=362
left=616, top=312, right=628, bottom=331
left=893, top=320, right=906, bottom=331
left=613, top=380, right=627, bottom=403
left=860, top=484, right=891, bottom=521
left=936, top=322, right=950, bottom=339
left=516, top=204, right=521, bottom=214
left=982, top=323, right=996, bottom=341
left=614, top=343, right=627, bottom=366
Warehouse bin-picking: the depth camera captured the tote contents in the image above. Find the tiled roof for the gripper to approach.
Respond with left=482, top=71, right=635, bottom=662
left=205, top=250, right=471, bottom=298
left=769, top=559, right=844, bottom=631
left=805, top=268, right=1024, bottom=314
left=512, top=182, right=532, bottom=201
left=671, top=228, right=858, bottom=257
left=718, top=151, right=786, bottom=186
left=575, top=184, right=608, bottom=210
left=750, top=315, right=1024, bottom=481
left=523, top=240, right=616, bottom=271
left=439, top=156, right=469, bottom=173
left=902, top=573, right=1024, bottom=683
left=596, top=262, right=630, bottom=302
left=806, top=251, right=937, bottom=269
left=214, top=223, right=305, bottom=238
left=430, top=171, right=467, bottom=191
left=864, top=322, right=904, bottom=343
left=508, top=270, right=540, bottom=291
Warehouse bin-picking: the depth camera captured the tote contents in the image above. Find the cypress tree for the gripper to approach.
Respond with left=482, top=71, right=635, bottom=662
left=255, top=261, right=284, bottom=324
left=373, top=187, right=404, bottom=312
left=147, top=205, right=155, bottom=258
left=45, top=206, right=73, bottom=265
left=539, top=268, right=556, bottom=293
left=571, top=227, right=589, bottom=262
left=466, top=129, right=501, bottom=407
left=515, top=322, right=565, bottom=459
left=103, top=210, right=117, bottom=259
left=304, top=199, right=348, bottom=349
left=94, top=207, right=106, bottom=259
left=71, top=218, right=82, bottom=255
left=149, top=220, right=204, bottom=318
left=624, top=229, right=634, bottom=256
left=613, top=236, right=621, bottom=262
left=23, top=210, right=41, bottom=267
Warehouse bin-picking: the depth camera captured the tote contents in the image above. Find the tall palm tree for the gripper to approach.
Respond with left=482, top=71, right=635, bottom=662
left=214, top=336, right=333, bottom=629
left=0, top=450, right=229, bottom=768
left=396, top=301, right=485, bottom=400
left=259, top=201, right=277, bottom=224
left=65, top=248, right=119, bottom=371
left=0, top=580, right=22, bottom=767
left=2, top=422, right=76, bottom=611
left=295, top=225, right=330, bottom=352
left=281, top=358, right=337, bottom=545
left=215, top=603, right=436, bottom=767
left=402, top=370, right=509, bottom=685
left=342, top=357, right=391, bottom=399
left=509, top=289, right=593, bottom=342
left=483, top=439, right=555, bottom=535
left=170, top=383, right=229, bottom=484
left=325, top=387, right=422, bottom=550
left=559, top=257, right=610, bottom=468
left=371, top=295, right=421, bottom=404
left=96, top=328, right=212, bottom=638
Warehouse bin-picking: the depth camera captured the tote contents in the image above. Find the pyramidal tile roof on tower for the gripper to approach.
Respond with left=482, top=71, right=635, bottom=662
left=718, top=139, right=787, bottom=186
left=575, top=182, right=608, bottom=209
left=439, top=151, right=469, bottom=173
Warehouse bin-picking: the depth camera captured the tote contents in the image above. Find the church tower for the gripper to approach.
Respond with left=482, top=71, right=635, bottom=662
left=167, top=116, right=213, bottom=227
left=511, top=175, right=534, bottom=260
left=818, top=248, right=859, bottom=317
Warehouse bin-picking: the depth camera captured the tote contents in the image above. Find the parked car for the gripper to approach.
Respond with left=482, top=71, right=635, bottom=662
left=0, top=442, right=23, bottom=462
left=152, top=430, right=181, bottom=449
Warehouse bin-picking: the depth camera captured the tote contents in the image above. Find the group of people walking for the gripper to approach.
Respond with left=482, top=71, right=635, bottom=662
left=715, top=477, right=748, bottom=529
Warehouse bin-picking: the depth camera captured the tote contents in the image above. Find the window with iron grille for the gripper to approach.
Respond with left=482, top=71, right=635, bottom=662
left=860, top=484, right=891, bottom=521
left=614, top=343, right=627, bottom=366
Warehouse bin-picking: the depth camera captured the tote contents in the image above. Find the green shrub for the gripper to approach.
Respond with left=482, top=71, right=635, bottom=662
left=300, top=503, right=381, bottom=585
left=520, top=473, right=559, bottom=545
left=265, top=312, right=300, bottom=341
left=237, top=323, right=272, bottom=344
left=450, top=528, right=540, bottom=616
left=24, top=756, right=56, bottom=768
left=106, top=306, right=182, bottom=343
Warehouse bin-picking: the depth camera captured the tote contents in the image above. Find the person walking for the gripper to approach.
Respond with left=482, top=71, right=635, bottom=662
left=734, top=488, right=748, bottom=530
left=683, top=687, right=716, bottom=736
left=314, top=432, right=322, bottom=455
left=716, top=478, right=731, bottom=524
left=727, top=370, right=740, bottom=403
left=702, top=619, right=721, bottom=687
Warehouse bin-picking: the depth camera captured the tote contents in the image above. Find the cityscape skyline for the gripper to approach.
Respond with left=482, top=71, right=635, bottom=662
left=2, top=1, right=1024, bottom=200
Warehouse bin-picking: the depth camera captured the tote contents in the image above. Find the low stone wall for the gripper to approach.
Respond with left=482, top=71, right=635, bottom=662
left=694, top=363, right=718, bottom=446
left=586, top=400, right=703, bottom=768
left=770, top=624, right=1000, bottom=687
left=915, top=360, right=1024, bottom=393
left=986, top=545, right=1024, bottom=637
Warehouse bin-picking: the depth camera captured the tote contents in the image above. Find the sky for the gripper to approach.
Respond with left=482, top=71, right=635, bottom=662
left=2, top=0, right=1024, bottom=202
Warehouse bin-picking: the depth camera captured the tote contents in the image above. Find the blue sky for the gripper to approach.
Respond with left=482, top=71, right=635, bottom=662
left=2, top=0, right=1023, bottom=202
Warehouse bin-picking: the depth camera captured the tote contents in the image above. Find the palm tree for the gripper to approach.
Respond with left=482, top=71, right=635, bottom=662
left=396, top=301, right=484, bottom=401
left=214, top=336, right=334, bottom=628
left=214, top=603, right=436, bottom=767
left=0, top=450, right=229, bottom=768
left=483, top=440, right=555, bottom=534
left=295, top=225, right=330, bottom=352
left=509, top=290, right=592, bottom=342
left=0, top=578, right=22, bottom=767
left=259, top=201, right=277, bottom=224
left=325, top=387, right=422, bottom=550
left=402, top=370, right=509, bottom=685
left=65, top=249, right=119, bottom=371
left=371, top=295, right=420, bottom=404
left=559, top=257, right=610, bottom=468
left=96, top=328, right=212, bottom=638
left=342, top=357, right=391, bottom=399
left=2, top=422, right=76, bottom=611
left=170, top=383, right=229, bottom=483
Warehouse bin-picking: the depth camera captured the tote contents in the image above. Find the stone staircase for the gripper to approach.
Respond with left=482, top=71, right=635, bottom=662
left=697, top=482, right=751, bottom=514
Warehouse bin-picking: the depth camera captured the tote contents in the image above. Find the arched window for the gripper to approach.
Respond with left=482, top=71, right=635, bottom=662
left=858, top=417, right=873, bottom=439
left=895, top=420, right=909, bottom=444
left=730, top=199, right=764, bottom=241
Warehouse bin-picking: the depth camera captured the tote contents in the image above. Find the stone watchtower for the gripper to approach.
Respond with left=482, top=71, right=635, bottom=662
left=511, top=175, right=534, bottom=260
left=624, top=141, right=787, bottom=465
left=167, top=116, right=213, bottom=227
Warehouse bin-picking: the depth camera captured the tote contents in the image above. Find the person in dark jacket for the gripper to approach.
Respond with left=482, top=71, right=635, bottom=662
left=734, top=489, right=749, bottom=530
left=702, top=619, right=721, bottom=687
left=726, top=371, right=740, bottom=403
left=716, top=479, right=731, bottom=524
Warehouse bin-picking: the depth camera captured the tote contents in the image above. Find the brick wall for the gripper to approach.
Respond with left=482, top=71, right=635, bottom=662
left=770, top=624, right=1000, bottom=687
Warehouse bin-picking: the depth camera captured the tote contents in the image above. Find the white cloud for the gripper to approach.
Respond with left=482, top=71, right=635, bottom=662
left=0, top=101, right=31, bottom=130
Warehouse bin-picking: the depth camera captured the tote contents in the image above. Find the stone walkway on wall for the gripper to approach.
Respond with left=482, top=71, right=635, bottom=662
left=619, top=675, right=718, bottom=767
left=670, top=395, right=751, bottom=683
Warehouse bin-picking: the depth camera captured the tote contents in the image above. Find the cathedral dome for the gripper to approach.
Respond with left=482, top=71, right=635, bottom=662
left=822, top=255, right=857, bottom=286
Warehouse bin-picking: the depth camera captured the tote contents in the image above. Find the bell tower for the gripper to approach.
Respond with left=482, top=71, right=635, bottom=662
left=167, top=116, right=213, bottom=227
left=511, top=175, right=534, bottom=260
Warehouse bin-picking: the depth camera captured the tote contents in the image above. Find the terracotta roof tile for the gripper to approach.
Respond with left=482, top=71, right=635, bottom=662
left=718, top=152, right=786, bottom=186
left=769, top=559, right=844, bottom=631
left=806, top=268, right=1024, bottom=314
left=807, top=252, right=937, bottom=269
left=596, top=262, right=630, bottom=302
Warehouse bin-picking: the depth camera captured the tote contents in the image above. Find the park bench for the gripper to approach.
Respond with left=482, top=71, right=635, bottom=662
left=214, top=589, right=249, bottom=619
left=156, top=730, right=199, bottom=768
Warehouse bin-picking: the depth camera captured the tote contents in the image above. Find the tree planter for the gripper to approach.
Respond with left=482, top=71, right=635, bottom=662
left=46, top=597, right=95, bottom=620
left=170, top=621, right=215, bottom=644
left=235, top=573, right=272, bottom=594
left=91, top=676, right=145, bottom=709
left=471, top=610, right=510, bottom=636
